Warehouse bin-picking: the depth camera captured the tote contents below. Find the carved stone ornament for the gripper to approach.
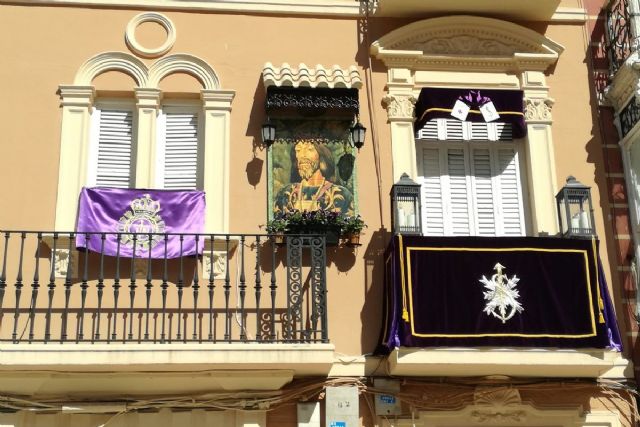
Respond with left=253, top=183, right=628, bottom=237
left=470, top=387, right=525, bottom=424
left=411, top=36, right=518, bottom=56
left=524, top=98, right=554, bottom=122
left=52, top=249, right=78, bottom=279
left=470, top=410, right=526, bottom=423
left=383, top=94, right=417, bottom=120
left=202, top=251, right=227, bottom=280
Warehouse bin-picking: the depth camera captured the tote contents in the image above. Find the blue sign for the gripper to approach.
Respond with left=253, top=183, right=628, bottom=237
left=330, top=422, right=346, bottom=427
left=380, top=395, right=396, bottom=404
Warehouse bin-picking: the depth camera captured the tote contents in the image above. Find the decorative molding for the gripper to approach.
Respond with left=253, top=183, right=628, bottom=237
left=74, top=52, right=149, bottom=87
left=383, top=94, right=417, bottom=120
left=262, top=63, right=362, bottom=89
left=524, top=98, right=554, bottom=122
left=265, top=87, right=359, bottom=113
left=202, top=250, right=227, bottom=279
left=473, top=387, right=522, bottom=406
left=0, top=0, right=362, bottom=17
left=125, top=12, right=176, bottom=58
left=52, top=248, right=78, bottom=279
left=371, top=16, right=563, bottom=72
left=148, top=54, right=220, bottom=90
left=605, top=51, right=640, bottom=112
left=469, top=410, right=526, bottom=423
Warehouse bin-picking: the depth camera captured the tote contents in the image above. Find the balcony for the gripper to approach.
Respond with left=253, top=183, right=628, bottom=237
left=605, top=0, right=634, bottom=76
left=379, top=235, right=630, bottom=378
left=0, top=231, right=334, bottom=396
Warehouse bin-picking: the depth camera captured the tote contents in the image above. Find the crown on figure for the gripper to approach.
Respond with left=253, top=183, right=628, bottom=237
left=130, top=194, right=161, bottom=215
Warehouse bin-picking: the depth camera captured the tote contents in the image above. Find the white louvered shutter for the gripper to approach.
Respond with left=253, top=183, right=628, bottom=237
left=495, top=147, right=525, bottom=236
left=417, top=118, right=525, bottom=237
left=445, top=148, right=472, bottom=235
left=89, top=108, right=134, bottom=188
left=470, top=148, right=497, bottom=236
left=157, top=111, right=200, bottom=190
left=420, top=148, right=445, bottom=235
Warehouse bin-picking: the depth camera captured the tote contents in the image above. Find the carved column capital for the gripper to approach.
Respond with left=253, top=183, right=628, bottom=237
left=524, top=97, right=555, bottom=123
left=383, top=94, right=417, bottom=121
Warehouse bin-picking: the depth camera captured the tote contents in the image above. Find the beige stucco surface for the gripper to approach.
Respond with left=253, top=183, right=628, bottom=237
left=0, top=4, right=623, bottom=358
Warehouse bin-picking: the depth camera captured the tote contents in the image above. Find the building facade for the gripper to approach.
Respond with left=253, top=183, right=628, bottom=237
left=0, top=0, right=637, bottom=426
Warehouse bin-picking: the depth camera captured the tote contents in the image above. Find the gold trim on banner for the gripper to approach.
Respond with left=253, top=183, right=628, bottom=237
left=398, top=235, right=409, bottom=322
left=405, top=246, right=598, bottom=338
left=418, top=108, right=525, bottom=122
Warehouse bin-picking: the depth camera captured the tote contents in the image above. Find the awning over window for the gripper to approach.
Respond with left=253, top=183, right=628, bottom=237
left=414, top=88, right=527, bottom=138
left=378, top=235, right=622, bottom=351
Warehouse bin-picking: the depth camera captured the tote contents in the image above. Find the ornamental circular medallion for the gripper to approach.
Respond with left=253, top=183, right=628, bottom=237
left=117, top=194, right=166, bottom=252
left=125, top=12, right=176, bottom=58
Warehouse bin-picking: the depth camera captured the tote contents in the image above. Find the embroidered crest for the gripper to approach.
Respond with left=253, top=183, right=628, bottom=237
left=479, top=263, right=523, bottom=323
left=117, top=194, right=166, bottom=252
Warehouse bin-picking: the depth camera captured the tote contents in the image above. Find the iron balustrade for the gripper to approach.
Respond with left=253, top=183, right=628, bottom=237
left=0, top=231, right=328, bottom=344
left=606, top=0, right=634, bottom=75
left=619, top=96, right=640, bottom=137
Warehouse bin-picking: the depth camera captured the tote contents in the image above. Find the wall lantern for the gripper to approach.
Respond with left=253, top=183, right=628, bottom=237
left=350, top=119, right=366, bottom=150
left=261, top=118, right=276, bottom=147
left=555, top=175, right=596, bottom=238
left=391, top=173, right=422, bottom=235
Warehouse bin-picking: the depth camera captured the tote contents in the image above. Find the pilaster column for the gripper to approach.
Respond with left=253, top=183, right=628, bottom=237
left=201, top=89, right=235, bottom=233
left=383, top=91, right=417, bottom=181
left=134, top=88, right=161, bottom=187
left=55, top=85, right=95, bottom=231
left=522, top=72, right=559, bottom=235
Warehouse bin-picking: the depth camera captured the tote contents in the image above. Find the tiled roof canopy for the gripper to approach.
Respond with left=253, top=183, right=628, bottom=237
left=262, top=63, right=363, bottom=89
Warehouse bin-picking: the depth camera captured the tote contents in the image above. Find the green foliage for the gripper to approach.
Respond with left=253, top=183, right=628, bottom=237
left=265, top=209, right=366, bottom=236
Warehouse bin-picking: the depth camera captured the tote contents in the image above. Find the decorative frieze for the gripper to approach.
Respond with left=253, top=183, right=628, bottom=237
left=524, top=97, right=554, bottom=122
left=383, top=94, right=417, bottom=120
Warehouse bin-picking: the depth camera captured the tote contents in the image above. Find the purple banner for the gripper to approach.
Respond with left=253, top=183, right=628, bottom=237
left=76, top=187, right=205, bottom=258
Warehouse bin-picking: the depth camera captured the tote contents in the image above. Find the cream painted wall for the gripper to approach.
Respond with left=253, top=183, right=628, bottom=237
left=0, top=4, right=620, bottom=356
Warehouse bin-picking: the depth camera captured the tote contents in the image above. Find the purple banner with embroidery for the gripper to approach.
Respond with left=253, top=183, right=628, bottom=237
left=76, top=187, right=206, bottom=258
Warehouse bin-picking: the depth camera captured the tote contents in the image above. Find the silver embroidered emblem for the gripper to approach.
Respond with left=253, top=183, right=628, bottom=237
left=479, top=263, right=523, bottom=323
left=117, top=194, right=166, bottom=251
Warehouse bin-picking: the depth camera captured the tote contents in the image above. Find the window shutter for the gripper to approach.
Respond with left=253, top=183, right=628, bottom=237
left=420, top=148, right=445, bottom=235
left=445, top=148, right=472, bottom=236
left=90, top=108, right=134, bottom=188
left=495, top=147, right=524, bottom=236
left=158, top=111, right=200, bottom=189
left=470, top=148, right=497, bottom=236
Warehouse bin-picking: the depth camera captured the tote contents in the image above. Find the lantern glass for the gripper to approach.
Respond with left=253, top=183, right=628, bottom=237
left=555, top=176, right=595, bottom=238
left=261, top=122, right=276, bottom=146
left=350, top=121, right=366, bottom=149
left=391, top=173, right=422, bottom=235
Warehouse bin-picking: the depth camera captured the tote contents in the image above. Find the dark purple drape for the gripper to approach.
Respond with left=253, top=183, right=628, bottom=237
left=76, top=187, right=206, bottom=258
left=378, top=235, right=622, bottom=351
left=414, top=88, right=527, bottom=138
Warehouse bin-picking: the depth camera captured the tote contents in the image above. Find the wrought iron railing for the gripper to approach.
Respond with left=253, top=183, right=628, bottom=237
left=619, top=96, right=640, bottom=136
left=606, top=0, right=634, bottom=75
left=0, top=231, right=327, bottom=344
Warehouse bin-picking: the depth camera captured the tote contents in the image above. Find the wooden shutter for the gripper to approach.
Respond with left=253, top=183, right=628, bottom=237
left=417, top=119, right=524, bottom=237
left=420, top=148, right=445, bottom=235
left=157, top=111, right=200, bottom=190
left=89, top=108, right=134, bottom=188
left=495, top=147, right=524, bottom=235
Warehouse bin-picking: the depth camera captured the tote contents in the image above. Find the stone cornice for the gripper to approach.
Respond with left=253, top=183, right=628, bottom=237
left=262, top=63, right=362, bottom=89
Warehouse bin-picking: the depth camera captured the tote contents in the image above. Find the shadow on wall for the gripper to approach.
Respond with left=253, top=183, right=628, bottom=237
left=360, top=227, right=391, bottom=353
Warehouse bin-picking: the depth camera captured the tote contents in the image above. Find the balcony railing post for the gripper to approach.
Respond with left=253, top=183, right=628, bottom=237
left=207, top=235, right=215, bottom=342
left=44, top=233, right=57, bottom=343
left=144, top=232, right=153, bottom=342
left=255, top=235, right=262, bottom=342
left=192, top=234, right=200, bottom=341
left=61, top=234, right=73, bottom=343
left=11, top=232, right=25, bottom=343
left=94, top=233, right=106, bottom=342
left=77, top=234, right=89, bottom=342
left=224, top=236, right=231, bottom=342
left=27, top=232, right=42, bottom=343
left=111, top=236, right=121, bottom=343
left=0, top=232, right=9, bottom=322
left=239, top=235, right=247, bottom=341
